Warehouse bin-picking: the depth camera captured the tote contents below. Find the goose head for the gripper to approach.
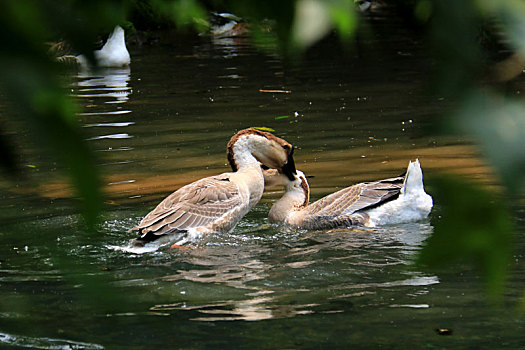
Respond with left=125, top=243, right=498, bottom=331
left=267, top=169, right=310, bottom=222
left=264, top=168, right=310, bottom=207
left=285, top=170, right=310, bottom=207
left=227, top=128, right=296, bottom=179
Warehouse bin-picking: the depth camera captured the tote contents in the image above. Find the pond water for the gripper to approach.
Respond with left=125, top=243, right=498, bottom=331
left=1, top=13, right=524, bottom=349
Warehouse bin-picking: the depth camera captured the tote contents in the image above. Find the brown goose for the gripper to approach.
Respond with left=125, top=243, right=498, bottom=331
left=130, top=128, right=296, bottom=246
left=265, top=160, right=432, bottom=229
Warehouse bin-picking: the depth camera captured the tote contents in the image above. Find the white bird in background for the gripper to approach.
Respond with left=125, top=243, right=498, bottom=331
left=56, top=26, right=130, bottom=68
left=265, top=159, right=433, bottom=229
left=77, top=26, right=130, bottom=68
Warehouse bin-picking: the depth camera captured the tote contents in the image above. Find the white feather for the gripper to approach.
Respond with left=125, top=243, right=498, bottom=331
left=366, top=159, right=433, bottom=226
left=77, top=26, right=130, bottom=68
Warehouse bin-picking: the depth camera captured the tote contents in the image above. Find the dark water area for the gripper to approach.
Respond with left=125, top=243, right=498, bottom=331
left=1, top=12, right=524, bottom=349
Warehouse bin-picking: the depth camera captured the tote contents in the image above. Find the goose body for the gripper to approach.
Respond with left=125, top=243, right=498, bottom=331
left=266, top=159, right=432, bottom=229
left=130, top=128, right=296, bottom=246
left=76, top=26, right=130, bottom=68
left=209, top=12, right=247, bottom=37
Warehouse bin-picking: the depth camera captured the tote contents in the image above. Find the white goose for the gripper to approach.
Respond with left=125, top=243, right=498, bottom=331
left=265, top=159, right=432, bottom=229
left=130, top=128, right=296, bottom=246
left=74, top=26, right=130, bottom=68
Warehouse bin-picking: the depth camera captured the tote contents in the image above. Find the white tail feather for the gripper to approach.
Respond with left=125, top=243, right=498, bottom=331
left=402, top=159, right=424, bottom=194
left=366, top=158, right=432, bottom=226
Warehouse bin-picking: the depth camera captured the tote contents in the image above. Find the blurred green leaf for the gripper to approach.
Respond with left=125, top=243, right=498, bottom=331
left=475, top=0, right=525, bottom=55
left=292, top=0, right=332, bottom=48
left=427, top=0, right=484, bottom=97
left=458, top=91, right=525, bottom=190
left=249, top=20, right=280, bottom=52
left=229, top=0, right=296, bottom=51
left=291, top=0, right=356, bottom=50
left=418, top=176, right=513, bottom=298
left=152, top=0, right=208, bottom=31
left=495, top=3, right=525, bottom=56
left=32, top=91, right=102, bottom=227
left=414, top=0, right=433, bottom=22
left=328, top=0, right=356, bottom=41
left=0, top=0, right=126, bottom=226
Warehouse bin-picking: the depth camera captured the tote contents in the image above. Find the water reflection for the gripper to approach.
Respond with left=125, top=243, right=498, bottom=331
left=76, top=67, right=131, bottom=104
left=210, top=35, right=252, bottom=59
left=144, top=221, right=437, bottom=322
left=74, top=67, right=133, bottom=140
left=72, top=67, right=137, bottom=197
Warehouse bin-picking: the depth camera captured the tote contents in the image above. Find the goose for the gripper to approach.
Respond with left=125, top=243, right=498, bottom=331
left=57, top=26, right=130, bottom=68
left=354, top=0, right=372, bottom=12
left=265, top=159, right=432, bottom=229
left=130, top=128, right=297, bottom=246
left=209, top=12, right=247, bottom=37
left=354, top=0, right=384, bottom=13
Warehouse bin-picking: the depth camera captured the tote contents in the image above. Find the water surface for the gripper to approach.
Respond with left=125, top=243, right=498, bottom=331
left=1, top=14, right=524, bottom=349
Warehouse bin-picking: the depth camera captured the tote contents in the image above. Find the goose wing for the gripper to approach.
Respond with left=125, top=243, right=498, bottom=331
left=304, top=176, right=404, bottom=217
left=131, top=173, right=243, bottom=241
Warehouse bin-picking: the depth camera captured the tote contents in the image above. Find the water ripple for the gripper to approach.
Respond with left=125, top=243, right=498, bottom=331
left=78, top=110, right=131, bottom=116
left=0, top=331, right=104, bottom=350
left=83, top=122, right=135, bottom=127
left=88, top=133, right=133, bottom=140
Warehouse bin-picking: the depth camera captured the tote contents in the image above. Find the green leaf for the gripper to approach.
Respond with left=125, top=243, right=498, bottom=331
left=0, top=0, right=130, bottom=228
left=427, top=0, right=483, bottom=97
left=418, top=176, right=513, bottom=299
left=252, top=126, right=276, bottom=132
left=290, top=0, right=356, bottom=50
left=154, top=0, right=208, bottom=31
left=329, top=0, right=356, bottom=41
left=32, top=88, right=102, bottom=227
left=457, top=91, right=525, bottom=189
left=275, top=115, right=290, bottom=120
left=476, top=0, right=525, bottom=55
left=414, top=0, right=433, bottom=22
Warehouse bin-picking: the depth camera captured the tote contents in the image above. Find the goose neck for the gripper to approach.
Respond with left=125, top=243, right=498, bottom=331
left=227, top=136, right=262, bottom=171
left=269, top=190, right=306, bottom=223
left=231, top=145, right=260, bottom=171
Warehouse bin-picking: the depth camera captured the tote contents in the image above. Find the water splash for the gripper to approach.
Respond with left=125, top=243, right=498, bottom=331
left=0, top=331, right=104, bottom=350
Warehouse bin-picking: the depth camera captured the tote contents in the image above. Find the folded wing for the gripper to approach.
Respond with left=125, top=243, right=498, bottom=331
left=130, top=174, right=243, bottom=242
left=299, top=176, right=404, bottom=228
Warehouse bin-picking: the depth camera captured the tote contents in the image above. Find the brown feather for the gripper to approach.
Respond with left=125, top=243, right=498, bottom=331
left=291, top=176, right=404, bottom=229
left=131, top=174, right=243, bottom=242
left=227, top=128, right=293, bottom=171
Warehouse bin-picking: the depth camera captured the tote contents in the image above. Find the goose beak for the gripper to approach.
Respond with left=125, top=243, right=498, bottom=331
left=281, top=146, right=297, bottom=181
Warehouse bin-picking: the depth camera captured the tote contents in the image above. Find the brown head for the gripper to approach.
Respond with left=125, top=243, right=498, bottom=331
left=227, top=128, right=296, bottom=180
